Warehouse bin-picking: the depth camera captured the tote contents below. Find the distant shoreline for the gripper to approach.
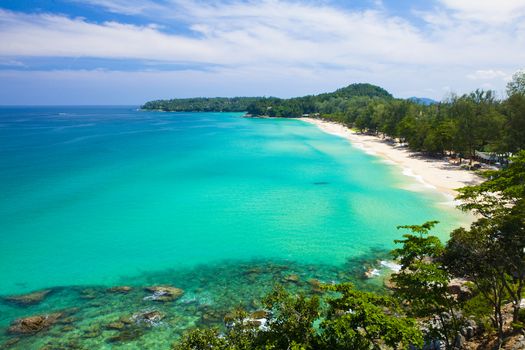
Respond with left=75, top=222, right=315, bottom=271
left=298, top=117, right=483, bottom=198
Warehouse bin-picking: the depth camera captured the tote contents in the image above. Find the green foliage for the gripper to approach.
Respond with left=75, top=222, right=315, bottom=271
left=444, top=219, right=510, bottom=341
left=462, top=290, right=494, bottom=323
left=142, top=97, right=263, bottom=112
left=457, top=150, right=525, bottom=217
left=391, top=222, right=462, bottom=347
left=507, top=70, right=525, bottom=96
left=172, top=327, right=228, bottom=350
left=321, top=283, right=423, bottom=350
left=502, top=93, right=525, bottom=152
left=141, top=83, right=391, bottom=117
left=173, top=283, right=423, bottom=350
left=259, top=286, right=320, bottom=349
left=391, top=221, right=442, bottom=267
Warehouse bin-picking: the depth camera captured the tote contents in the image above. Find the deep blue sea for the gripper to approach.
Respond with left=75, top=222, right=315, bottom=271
left=0, top=106, right=469, bottom=349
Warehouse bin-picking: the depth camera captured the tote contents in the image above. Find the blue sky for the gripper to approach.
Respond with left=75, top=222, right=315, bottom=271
left=0, top=0, right=524, bottom=105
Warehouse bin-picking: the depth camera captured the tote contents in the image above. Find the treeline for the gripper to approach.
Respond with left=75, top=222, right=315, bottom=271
left=330, top=73, right=524, bottom=159
left=173, top=151, right=525, bottom=349
left=140, top=83, right=392, bottom=114
left=245, top=83, right=392, bottom=117
left=319, top=86, right=525, bottom=161
left=141, top=97, right=262, bottom=112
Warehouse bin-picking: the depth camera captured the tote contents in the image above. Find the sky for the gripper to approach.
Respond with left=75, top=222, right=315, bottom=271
left=0, top=0, right=524, bottom=105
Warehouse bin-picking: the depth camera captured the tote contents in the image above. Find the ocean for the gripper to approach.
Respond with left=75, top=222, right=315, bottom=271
left=0, top=106, right=468, bottom=349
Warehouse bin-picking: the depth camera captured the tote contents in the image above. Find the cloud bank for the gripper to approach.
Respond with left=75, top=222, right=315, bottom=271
left=0, top=0, right=524, bottom=104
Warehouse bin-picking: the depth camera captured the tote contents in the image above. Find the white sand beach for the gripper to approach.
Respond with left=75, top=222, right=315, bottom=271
left=299, top=117, right=484, bottom=198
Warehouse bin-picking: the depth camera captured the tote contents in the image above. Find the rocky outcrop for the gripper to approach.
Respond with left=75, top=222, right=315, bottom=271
left=447, top=279, right=471, bottom=301
left=7, top=313, right=62, bottom=335
left=144, top=285, right=184, bottom=302
left=383, top=275, right=397, bottom=289
left=131, top=310, right=165, bottom=326
left=3, top=289, right=52, bottom=306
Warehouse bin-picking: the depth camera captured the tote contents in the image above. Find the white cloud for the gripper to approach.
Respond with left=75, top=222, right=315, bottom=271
left=0, top=0, right=524, bottom=102
left=467, top=70, right=509, bottom=81
left=75, top=0, right=165, bottom=15
left=437, top=0, right=525, bottom=24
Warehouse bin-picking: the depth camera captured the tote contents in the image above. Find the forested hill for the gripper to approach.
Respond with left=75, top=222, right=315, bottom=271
left=141, top=97, right=262, bottom=113
left=142, top=73, right=525, bottom=159
left=140, top=83, right=392, bottom=116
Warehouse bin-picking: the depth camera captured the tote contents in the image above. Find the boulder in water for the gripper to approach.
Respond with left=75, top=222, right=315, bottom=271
left=107, top=327, right=145, bottom=343
left=7, top=313, right=62, bottom=335
left=308, top=279, right=323, bottom=294
left=3, top=289, right=52, bottom=306
left=1, top=337, right=20, bottom=348
left=106, top=321, right=126, bottom=330
left=282, top=274, right=300, bottom=284
left=107, top=286, right=133, bottom=294
left=132, top=310, right=165, bottom=326
left=144, top=285, right=184, bottom=302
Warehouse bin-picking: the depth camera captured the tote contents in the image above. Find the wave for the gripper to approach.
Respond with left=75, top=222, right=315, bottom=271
left=402, top=167, right=437, bottom=189
left=380, top=260, right=401, bottom=273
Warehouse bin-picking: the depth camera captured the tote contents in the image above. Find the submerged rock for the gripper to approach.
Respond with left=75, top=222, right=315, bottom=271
left=107, top=327, right=145, bottom=343
left=282, top=274, right=300, bottom=284
left=82, top=326, right=102, bottom=339
left=7, top=312, right=62, bottom=335
left=79, top=289, right=99, bottom=300
left=144, top=285, right=184, bottom=302
left=308, top=279, right=323, bottom=294
left=62, top=325, right=75, bottom=332
left=1, top=337, right=20, bottom=348
left=118, top=316, right=134, bottom=325
left=243, top=267, right=262, bottom=276
left=131, top=310, right=165, bottom=326
left=201, top=309, right=222, bottom=324
left=106, top=321, right=126, bottom=330
left=107, top=286, right=133, bottom=294
left=3, top=289, right=52, bottom=306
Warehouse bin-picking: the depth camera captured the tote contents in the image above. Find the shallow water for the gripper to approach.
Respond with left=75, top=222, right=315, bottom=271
left=0, top=107, right=468, bottom=348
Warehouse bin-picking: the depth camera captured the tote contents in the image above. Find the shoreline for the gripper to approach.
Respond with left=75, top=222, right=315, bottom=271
left=298, top=117, right=483, bottom=198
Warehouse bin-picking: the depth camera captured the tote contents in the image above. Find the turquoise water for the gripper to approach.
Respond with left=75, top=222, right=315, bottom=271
left=0, top=107, right=468, bottom=348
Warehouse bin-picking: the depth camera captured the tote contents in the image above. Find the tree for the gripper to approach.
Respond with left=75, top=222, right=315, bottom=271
left=173, top=328, right=229, bottom=350
left=444, top=220, right=508, bottom=343
left=391, top=221, right=462, bottom=348
left=259, top=286, right=320, bottom=349
left=501, top=93, right=525, bottom=152
left=320, top=283, right=423, bottom=350
left=173, top=282, right=423, bottom=350
left=449, top=151, right=525, bottom=341
left=507, top=70, right=525, bottom=96
left=456, top=150, right=525, bottom=217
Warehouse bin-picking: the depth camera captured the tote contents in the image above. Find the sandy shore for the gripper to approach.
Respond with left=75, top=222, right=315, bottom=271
left=299, top=117, right=483, bottom=198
